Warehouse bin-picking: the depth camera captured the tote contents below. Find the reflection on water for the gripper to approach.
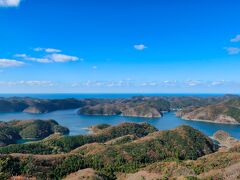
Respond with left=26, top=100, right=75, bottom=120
left=0, top=109, right=239, bottom=139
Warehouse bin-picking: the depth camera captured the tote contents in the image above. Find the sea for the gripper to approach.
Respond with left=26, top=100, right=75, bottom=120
left=0, top=93, right=239, bottom=139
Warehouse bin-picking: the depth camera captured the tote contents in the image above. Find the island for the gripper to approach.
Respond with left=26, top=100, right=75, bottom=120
left=0, top=95, right=239, bottom=123
left=78, top=95, right=235, bottom=118
left=177, top=97, right=240, bottom=124
left=0, top=97, right=86, bottom=113
left=0, top=119, right=69, bottom=146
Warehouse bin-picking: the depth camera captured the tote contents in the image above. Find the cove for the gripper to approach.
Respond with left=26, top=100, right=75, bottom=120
left=0, top=109, right=239, bottom=139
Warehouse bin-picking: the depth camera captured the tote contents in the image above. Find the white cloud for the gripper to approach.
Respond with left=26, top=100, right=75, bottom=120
left=34, top=47, right=62, bottom=53
left=25, top=57, right=51, bottom=63
left=15, top=53, right=80, bottom=63
left=0, top=59, right=24, bottom=68
left=134, top=44, right=147, bottom=50
left=48, top=54, right=79, bottom=62
left=0, top=80, right=237, bottom=90
left=230, top=35, right=240, bottom=42
left=0, top=0, right=21, bottom=7
left=210, top=80, right=226, bottom=86
left=15, top=54, right=27, bottom=58
left=15, top=54, right=51, bottom=63
left=83, top=80, right=236, bottom=88
left=0, top=80, right=54, bottom=87
left=224, top=47, right=240, bottom=55
left=184, top=80, right=202, bottom=87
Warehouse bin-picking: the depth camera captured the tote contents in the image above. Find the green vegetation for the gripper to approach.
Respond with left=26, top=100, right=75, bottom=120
left=226, top=106, right=240, bottom=122
left=0, top=119, right=69, bottom=147
left=106, top=135, right=137, bottom=145
left=0, top=97, right=86, bottom=114
left=0, top=156, right=21, bottom=179
left=89, top=124, right=111, bottom=133
left=0, top=126, right=21, bottom=146
left=92, top=124, right=111, bottom=130
left=0, top=123, right=218, bottom=179
left=0, top=100, right=28, bottom=112
left=24, top=98, right=86, bottom=113
left=178, top=96, right=240, bottom=124
left=0, top=122, right=157, bottom=154
left=79, top=97, right=171, bottom=118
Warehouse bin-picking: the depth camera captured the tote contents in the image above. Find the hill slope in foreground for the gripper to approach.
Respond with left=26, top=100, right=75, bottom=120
left=0, top=122, right=231, bottom=179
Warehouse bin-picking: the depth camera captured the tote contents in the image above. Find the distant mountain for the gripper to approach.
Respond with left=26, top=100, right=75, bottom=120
left=78, top=95, right=236, bottom=118
left=0, top=97, right=85, bottom=113
left=0, top=95, right=238, bottom=120
left=177, top=97, right=240, bottom=124
left=78, top=97, right=170, bottom=118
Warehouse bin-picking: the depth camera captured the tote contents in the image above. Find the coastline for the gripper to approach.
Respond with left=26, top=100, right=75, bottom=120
left=79, top=113, right=162, bottom=119
left=181, top=117, right=240, bottom=125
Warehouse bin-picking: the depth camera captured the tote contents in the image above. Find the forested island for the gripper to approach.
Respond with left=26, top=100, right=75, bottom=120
left=0, top=119, right=69, bottom=146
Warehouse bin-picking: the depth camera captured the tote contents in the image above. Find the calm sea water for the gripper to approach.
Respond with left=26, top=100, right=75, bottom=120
left=0, top=109, right=239, bottom=139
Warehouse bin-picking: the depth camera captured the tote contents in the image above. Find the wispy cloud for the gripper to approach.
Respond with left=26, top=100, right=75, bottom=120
left=69, top=80, right=235, bottom=88
left=0, top=80, right=238, bottom=92
left=0, top=80, right=54, bottom=87
left=210, top=80, right=226, bottom=86
left=134, top=44, right=147, bottom=51
left=33, top=47, right=62, bottom=53
left=184, top=80, right=202, bottom=87
left=0, top=0, right=22, bottom=7
left=0, top=59, right=24, bottom=68
left=224, top=47, right=240, bottom=55
left=47, top=53, right=79, bottom=62
left=15, top=54, right=51, bottom=63
left=230, top=34, right=240, bottom=42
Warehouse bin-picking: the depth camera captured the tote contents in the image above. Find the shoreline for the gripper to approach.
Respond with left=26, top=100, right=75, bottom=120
left=181, top=117, right=240, bottom=125
left=79, top=113, right=162, bottom=119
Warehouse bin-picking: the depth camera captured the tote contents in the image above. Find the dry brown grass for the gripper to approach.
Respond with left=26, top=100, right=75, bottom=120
left=198, top=162, right=240, bottom=180
left=9, top=176, right=36, bottom=180
left=70, top=143, right=107, bottom=155
left=63, top=168, right=103, bottom=180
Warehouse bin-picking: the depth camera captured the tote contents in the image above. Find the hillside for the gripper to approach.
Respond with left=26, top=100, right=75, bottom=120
left=0, top=95, right=237, bottom=119
left=0, top=97, right=85, bottom=113
left=177, top=97, right=240, bottom=124
left=119, top=148, right=240, bottom=180
left=79, top=97, right=170, bottom=118
left=0, top=119, right=69, bottom=146
left=0, top=123, right=218, bottom=179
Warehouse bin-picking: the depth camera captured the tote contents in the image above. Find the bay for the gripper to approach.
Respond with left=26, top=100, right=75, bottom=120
left=0, top=109, right=239, bottom=139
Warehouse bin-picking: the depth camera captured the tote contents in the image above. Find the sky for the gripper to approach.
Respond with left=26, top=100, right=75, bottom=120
left=0, top=0, right=240, bottom=93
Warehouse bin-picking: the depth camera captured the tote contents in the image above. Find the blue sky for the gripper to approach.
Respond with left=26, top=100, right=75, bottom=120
left=0, top=0, right=240, bottom=93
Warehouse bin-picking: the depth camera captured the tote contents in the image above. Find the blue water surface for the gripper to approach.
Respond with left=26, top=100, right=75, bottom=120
left=0, top=109, right=239, bottom=139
